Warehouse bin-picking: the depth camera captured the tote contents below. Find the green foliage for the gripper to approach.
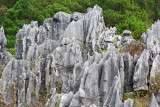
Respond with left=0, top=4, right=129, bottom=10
left=116, top=16, right=150, bottom=40
left=16, top=38, right=21, bottom=42
left=7, top=48, right=16, bottom=57
left=56, top=80, right=62, bottom=94
left=0, top=5, right=7, bottom=24
left=24, top=103, right=30, bottom=107
left=123, top=91, right=150, bottom=107
left=113, top=38, right=118, bottom=44
left=31, top=89, right=35, bottom=95
left=55, top=101, right=59, bottom=107
left=100, top=50, right=107, bottom=53
left=5, top=85, right=9, bottom=92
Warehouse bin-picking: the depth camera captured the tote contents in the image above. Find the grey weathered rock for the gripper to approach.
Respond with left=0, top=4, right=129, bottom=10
left=70, top=88, right=85, bottom=106
left=149, top=93, right=159, bottom=107
left=75, top=48, right=124, bottom=106
left=0, top=58, right=41, bottom=106
left=45, top=89, right=62, bottom=107
left=71, top=12, right=85, bottom=21
left=3, top=4, right=158, bottom=107
left=0, top=27, right=11, bottom=70
left=123, top=53, right=134, bottom=93
left=121, top=30, right=134, bottom=45
left=150, top=54, right=160, bottom=85
left=133, top=49, right=150, bottom=91
left=0, top=27, right=7, bottom=49
left=98, top=27, right=121, bottom=50
left=103, top=75, right=134, bottom=107
left=15, top=12, right=71, bottom=60
left=59, top=91, right=73, bottom=107
left=123, top=98, right=134, bottom=107
left=156, top=89, right=160, bottom=104
left=142, top=20, right=160, bottom=57
left=104, top=75, right=123, bottom=107
left=44, top=12, right=71, bottom=41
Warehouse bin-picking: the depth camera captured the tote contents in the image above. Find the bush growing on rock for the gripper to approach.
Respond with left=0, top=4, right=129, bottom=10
left=119, top=41, right=146, bottom=56
left=149, top=73, right=160, bottom=95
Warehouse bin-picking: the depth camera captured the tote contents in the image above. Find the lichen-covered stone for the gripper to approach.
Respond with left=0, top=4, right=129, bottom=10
left=133, top=49, right=150, bottom=91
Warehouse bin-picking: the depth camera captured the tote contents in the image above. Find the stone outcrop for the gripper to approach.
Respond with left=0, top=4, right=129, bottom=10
left=0, top=4, right=160, bottom=107
left=0, top=27, right=11, bottom=71
left=149, top=93, right=159, bottom=107
left=121, top=30, right=134, bottom=45
left=142, top=20, right=160, bottom=62
left=156, top=89, right=160, bottom=104
left=0, top=58, right=41, bottom=106
left=150, top=54, right=160, bottom=85
left=133, top=49, right=150, bottom=91
left=123, top=53, right=134, bottom=93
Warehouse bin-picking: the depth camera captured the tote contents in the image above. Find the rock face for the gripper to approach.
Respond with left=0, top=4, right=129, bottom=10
left=156, top=89, right=160, bottom=104
left=142, top=20, right=160, bottom=66
left=150, top=54, right=160, bottom=85
left=0, top=4, right=160, bottom=107
left=0, top=27, right=11, bottom=71
left=149, top=93, right=159, bottom=107
left=121, top=30, right=134, bottom=45
left=123, top=53, right=134, bottom=93
left=142, top=20, right=160, bottom=56
left=104, top=75, right=124, bottom=107
left=0, top=58, right=41, bottom=106
left=133, top=49, right=150, bottom=91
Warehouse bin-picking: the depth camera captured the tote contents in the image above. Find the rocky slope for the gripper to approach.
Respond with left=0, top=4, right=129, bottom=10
left=0, top=5, right=160, bottom=107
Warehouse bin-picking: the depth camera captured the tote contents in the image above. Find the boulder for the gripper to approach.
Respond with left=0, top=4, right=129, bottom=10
left=121, top=30, right=134, bottom=45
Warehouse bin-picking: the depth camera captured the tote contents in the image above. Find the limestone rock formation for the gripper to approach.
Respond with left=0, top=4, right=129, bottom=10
left=149, top=93, right=159, bottom=107
left=45, top=89, right=62, bottom=107
left=156, top=89, right=160, bottom=104
left=133, top=49, right=150, bottom=91
left=121, top=30, right=134, bottom=45
left=150, top=54, right=160, bottom=85
left=0, top=4, right=160, bottom=107
left=0, top=58, right=41, bottom=106
left=0, top=27, right=11, bottom=71
left=123, top=53, right=134, bottom=93
left=124, top=98, right=134, bottom=107
left=142, top=20, right=160, bottom=62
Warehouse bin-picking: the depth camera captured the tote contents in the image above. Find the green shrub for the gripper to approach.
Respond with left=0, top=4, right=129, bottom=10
left=31, top=89, right=35, bottom=95
left=7, top=47, right=16, bottom=57
left=5, top=85, right=9, bottom=92
left=100, top=50, right=107, bottom=53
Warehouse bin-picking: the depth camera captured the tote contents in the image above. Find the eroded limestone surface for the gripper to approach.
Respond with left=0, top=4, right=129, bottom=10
left=0, top=5, right=160, bottom=107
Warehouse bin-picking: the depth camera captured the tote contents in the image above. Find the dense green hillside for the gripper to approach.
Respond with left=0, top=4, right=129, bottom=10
left=0, top=0, right=160, bottom=49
